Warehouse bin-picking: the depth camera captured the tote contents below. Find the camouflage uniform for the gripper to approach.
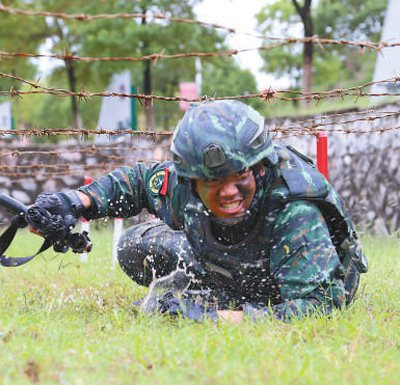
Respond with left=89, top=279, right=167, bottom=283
left=78, top=143, right=368, bottom=321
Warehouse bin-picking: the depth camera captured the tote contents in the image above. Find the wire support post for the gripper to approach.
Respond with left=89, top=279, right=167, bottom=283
left=316, top=132, right=328, bottom=180
left=111, top=217, right=124, bottom=268
left=80, top=175, right=92, bottom=262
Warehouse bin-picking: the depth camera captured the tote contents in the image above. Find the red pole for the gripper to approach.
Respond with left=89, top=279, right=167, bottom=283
left=82, top=175, right=92, bottom=223
left=317, top=132, right=328, bottom=180
left=84, top=175, right=92, bottom=186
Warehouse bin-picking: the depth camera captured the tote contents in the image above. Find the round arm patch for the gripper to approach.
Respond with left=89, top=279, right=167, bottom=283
left=148, top=168, right=169, bottom=196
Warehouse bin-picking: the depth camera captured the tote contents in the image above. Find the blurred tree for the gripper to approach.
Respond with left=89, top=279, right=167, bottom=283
left=313, top=0, right=387, bottom=89
left=292, top=0, right=313, bottom=101
left=0, top=0, right=48, bottom=125
left=3, top=1, right=263, bottom=133
left=256, top=0, right=388, bottom=94
left=32, top=0, right=224, bottom=130
left=201, top=58, right=270, bottom=115
left=0, top=0, right=48, bottom=89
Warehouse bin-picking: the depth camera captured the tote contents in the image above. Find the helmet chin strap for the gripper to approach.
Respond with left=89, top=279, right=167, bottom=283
left=210, top=211, right=250, bottom=227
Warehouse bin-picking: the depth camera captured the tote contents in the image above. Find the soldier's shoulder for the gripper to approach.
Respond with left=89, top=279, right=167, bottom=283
left=275, top=200, right=323, bottom=233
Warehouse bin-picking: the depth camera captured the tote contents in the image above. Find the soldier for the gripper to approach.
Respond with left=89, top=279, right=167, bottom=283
left=30, top=100, right=368, bottom=323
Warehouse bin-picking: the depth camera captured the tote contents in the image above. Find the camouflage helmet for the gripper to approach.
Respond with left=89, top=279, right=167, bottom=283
left=170, top=100, right=278, bottom=179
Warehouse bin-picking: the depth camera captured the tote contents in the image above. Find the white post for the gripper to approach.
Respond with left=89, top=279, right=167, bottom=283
left=112, top=218, right=124, bottom=268
left=80, top=175, right=92, bottom=262
left=79, top=220, right=91, bottom=262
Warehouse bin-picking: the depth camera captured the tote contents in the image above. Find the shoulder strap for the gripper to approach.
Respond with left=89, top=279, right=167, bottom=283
left=0, top=215, right=52, bottom=267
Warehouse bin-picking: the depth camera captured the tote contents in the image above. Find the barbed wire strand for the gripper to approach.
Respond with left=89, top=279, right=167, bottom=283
left=0, top=144, right=171, bottom=159
left=0, top=5, right=399, bottom=159
left=2, top=4, right=399, bottom=52
left=1, top=71, right=400, bottom=105
left=1, top=109, right=400, bottom=141
left=0, top=123, right=399, bottom=140
left=1, top=32, right=399, bottom=67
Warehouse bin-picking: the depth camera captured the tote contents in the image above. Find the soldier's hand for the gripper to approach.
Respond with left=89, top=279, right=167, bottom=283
left=216, top=310, right=244, bottom=324
left=28, top=224, right=44, bottom=237
left=28, top=191, right=86, bottom=235
left=158, top=294, right=218, bottom=322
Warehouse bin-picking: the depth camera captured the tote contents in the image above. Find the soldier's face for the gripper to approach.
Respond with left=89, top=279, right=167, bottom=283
left=195, top=163, right=264, bottom=219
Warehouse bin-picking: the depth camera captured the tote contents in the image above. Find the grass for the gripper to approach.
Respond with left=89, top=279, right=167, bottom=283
left=0, top=224, right=399, bottom=385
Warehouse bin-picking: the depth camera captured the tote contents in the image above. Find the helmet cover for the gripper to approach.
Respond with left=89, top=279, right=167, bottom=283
left=171, top=100, right=277, bottom=179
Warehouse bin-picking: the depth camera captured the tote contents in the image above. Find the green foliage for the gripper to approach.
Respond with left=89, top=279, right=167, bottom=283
left=315, top=0, right=388, bottom=41
left=256, top=0, right=301, bottom=33
left=256, top=0, right=303, bottom=89
left=4, top=0, right=389, bottom=131
left=202, top=59, right=257, bottom=98
left=18, top=71, right=102, bottom=132
left=0, top=227, right=399, bottom=384
left=256, top=0, right=388, bottom=92
left=19, top=93, right=102, bottom=135
left=201, top=59, right=271, bottom=115
left=0, top=0, right=48, bottom=91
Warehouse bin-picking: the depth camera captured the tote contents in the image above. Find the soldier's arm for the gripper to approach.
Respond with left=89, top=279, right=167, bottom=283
left=245, top=200, right=346, bottom=322
left=77, top=161, right=189, bottom=230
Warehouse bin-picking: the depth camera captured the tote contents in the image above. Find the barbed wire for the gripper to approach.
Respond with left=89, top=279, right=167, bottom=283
left=1, top=4, right=400, bottom=148
left=0, top=160, right=168, bottom=178
left=1, top=73, right=400, bottom=139
left=0, top=122, right=399, bottom=140
left=271, top=124, right=400, bottom=138
left=2, top=4, right=398, bottom=53
left=2, top=123, right=400, bottom=178
left=0, top=144, right=171, bottom=160
left=0, top=162, right=126, bottom=178
left=269, top=111, right=400, bottom=135
left=0, top=162, right=123, bottom=172
left=1, top=108, right=399, bottom=180
left=1, top=105, right=400, bottom=140
left=1, top=32, right=398, bottom=67
left=0, top=5, right=239, bottom=33
left=0, top=128, right=174, bottom=137
left=1, top=103, right=398, bottom=182
left=1, top=71, right=400, bottom=105
left=0, top=49, right=247, bottom=64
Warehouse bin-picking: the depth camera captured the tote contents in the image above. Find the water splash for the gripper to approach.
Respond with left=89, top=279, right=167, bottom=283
left=141, top=269, right=191, bottom=314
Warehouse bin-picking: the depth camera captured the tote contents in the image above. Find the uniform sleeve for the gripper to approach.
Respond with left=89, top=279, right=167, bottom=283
left=245, top=200, right=346, bottom=322
left=77, top=161, right=190, bottom=230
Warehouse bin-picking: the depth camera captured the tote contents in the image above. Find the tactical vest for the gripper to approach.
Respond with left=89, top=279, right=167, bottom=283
left=183, top=145, right=368, bottom=306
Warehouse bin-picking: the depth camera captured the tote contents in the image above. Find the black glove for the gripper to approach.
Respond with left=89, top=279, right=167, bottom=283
left=158, top=293, right=218, bottom=322
left=30, top=191, right=85, bottom=228
left=27, top=191, right=86, bottom=252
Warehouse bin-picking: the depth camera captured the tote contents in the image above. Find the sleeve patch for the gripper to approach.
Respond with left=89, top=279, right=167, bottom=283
left=148, top=168, right=169, bottom=196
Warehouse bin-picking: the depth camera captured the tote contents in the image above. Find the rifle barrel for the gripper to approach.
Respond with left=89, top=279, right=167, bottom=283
left=0, top=193, right=28, bottom=216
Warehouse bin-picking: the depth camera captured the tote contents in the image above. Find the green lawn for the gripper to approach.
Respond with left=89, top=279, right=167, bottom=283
left=0, top=226, right=399, bottom=385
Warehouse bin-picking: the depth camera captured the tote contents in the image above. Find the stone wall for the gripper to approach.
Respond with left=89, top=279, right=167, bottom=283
left=0, top=135, right=172, bottom=226
left=269, top=101, right=400, bottom=234
left=0, top=101, right=399, bottom=234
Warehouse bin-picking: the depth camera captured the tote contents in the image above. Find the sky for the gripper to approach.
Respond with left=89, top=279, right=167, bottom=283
left=194, top=0, right=287, bottom=90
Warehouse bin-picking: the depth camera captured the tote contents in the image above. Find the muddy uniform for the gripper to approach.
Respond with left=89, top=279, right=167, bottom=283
left=78, top=144, right=368, bottom=321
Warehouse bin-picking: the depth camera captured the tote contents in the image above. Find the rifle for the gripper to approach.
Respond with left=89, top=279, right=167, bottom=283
left=0, top=193, right=92, bottom=267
